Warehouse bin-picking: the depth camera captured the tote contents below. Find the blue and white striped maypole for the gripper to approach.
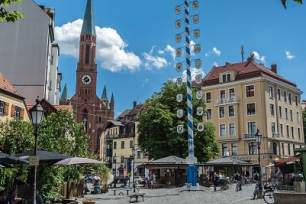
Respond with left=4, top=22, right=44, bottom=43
left=184, top=0, right=197, bottom=187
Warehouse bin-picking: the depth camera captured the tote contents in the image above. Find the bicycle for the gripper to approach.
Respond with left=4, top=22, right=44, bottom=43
left=263, top=184, right=277, bottom=204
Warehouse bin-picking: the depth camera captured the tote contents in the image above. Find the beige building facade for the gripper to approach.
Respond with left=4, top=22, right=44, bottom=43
left=100, top=103, right=148, bottom=177
left=0, top=73, right=29, bottom=122
left=202, top=61, right=304, bottom=166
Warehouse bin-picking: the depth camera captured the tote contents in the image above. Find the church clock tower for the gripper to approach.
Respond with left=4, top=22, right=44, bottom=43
left=71, top=0, right=114, bottom=153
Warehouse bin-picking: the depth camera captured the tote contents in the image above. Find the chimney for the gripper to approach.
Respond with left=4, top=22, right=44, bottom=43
left=133, top=101, right=137, bottom=108
left=271, top=64, right=277, bottom=74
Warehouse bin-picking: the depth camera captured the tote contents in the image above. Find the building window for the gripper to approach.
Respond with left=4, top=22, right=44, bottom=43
left=220, top=124, right=226, bottom=137
left=291, top=127, right=294, bottom=139
left=249, top=143, right=257, bottom=155
left=246, top=85, right=255, bottom=97
left=270, top=104, right=275, bottom=116
left=279, top=106, right=282, bottom=118
left=280, top=124, right=283, bottom=137
left=114, top=142, right=117, bottom=149
left=207, top=109, right=212, bottom=120
left=288, top=93, right=292, bottom=105
left=15, top=107, right=22, bottom=119
left=273, top=143, right=277, bottom=155
left=229, top=88, right=235, bottom=99
left=295, top=96, right=298, bottom=106
left=229, top=123, right=235, bottom=136
left=290, top=110, right=293, bottom=121
left=219, top=106, right=225, bottom=118
left=297, top=112, right=300, bottom=123
left=272, top=122, right=276, bottom=134
left=231, top=143, right=238, bottom=156
left=222, top=143, right=228, bottom=157
left=298, top=128, right=301, bottom=140
left=220, top=90, right=226, bottom=102
left=121, top=141, right=125, bottom=149
left=247, top=103, right=256, bottom=115
left=284, top=91, right=287, bottom=102
left=130, top=140, right=134, bottom=148
left=285, top=108, right=288, bottom=120
left=278, top=89, right=281, bottom=100
left=288, top=144, right=291, bottom=156
left=286, top=125, right=290, bottom=138
left=85, top=45, right=90, bottom=64
left=206, top=92, right=211, bottom=103
left=268, top=86, right=273, bottom=98
left=248, top=122, right=256, bottom=135
left=228, top=105, right=235, bottom=117
left=137, top=151, right=141, bottom=159
left=120, top=156, right=124, bottom=163
left=0, top=101, right=5, bottom=115
left=222, top=74, right=231, bottom=83
left=282, top=143, right=285, bottom=156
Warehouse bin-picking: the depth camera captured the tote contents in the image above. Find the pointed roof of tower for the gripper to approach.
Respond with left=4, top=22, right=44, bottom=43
left=110, top=93, right=114, bottom=105
left=81, top=0, right=96, bottom=36
left=101, top=85, right=108, bottom=100
left=60, top=84, right=68, bottom=102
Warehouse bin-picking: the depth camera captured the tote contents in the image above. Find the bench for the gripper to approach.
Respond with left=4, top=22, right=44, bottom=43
left=128, top=193, right=145, bottom=203
left=112, top=189, right=131, bottom=196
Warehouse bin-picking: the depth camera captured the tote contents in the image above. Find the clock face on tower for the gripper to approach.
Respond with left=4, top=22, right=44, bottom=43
left=81, top=75, right=92, bottom=85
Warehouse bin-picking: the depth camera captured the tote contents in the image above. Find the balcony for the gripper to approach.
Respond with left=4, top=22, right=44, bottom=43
left=272, top=133, right=280, bottom=138
left=215, top=96, right=239, bottom=106
left=243, top=134, right=256, bottom=140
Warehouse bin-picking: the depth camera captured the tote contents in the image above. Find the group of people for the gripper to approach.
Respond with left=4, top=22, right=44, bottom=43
left=144, top=173, right=156, bottom=188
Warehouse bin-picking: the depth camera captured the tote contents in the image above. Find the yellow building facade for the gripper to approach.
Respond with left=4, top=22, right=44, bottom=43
left=203, top=61, right=304, bottom=166
left=0, top=73, right=29, bottom=122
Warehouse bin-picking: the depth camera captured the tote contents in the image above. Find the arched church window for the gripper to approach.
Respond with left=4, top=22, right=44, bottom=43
left=85, top=45, right=90, bottom=64
left=82, top=109, right=88, bottom=131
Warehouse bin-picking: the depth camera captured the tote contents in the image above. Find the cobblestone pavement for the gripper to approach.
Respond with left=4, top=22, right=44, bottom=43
left=85, top=184, right=266, bottom=204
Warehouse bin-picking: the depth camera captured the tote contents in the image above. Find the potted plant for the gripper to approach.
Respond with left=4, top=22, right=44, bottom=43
left=82, top=197, right=95, bottom=204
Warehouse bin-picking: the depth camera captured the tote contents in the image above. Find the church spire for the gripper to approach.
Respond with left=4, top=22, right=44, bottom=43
left=60, top=83, right=68, bottom=103
left=81, top=0, right=96, bottom=36
left=101, top=85, right=108, bottom=100
left=110, top=93, right=114, bottom=109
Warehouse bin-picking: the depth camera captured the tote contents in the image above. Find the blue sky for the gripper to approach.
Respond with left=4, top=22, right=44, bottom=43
left=35, top=0, right=306, bottom=116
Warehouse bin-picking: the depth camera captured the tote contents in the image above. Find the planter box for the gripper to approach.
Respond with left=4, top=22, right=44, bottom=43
left=83, top=201, right=95, bottom=204
left=275, top=191, right=306, bottom=204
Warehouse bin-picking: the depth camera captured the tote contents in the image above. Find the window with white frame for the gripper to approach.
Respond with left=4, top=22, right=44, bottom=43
left=231, top=143, right=238, bottom=156
left=270, top=104, right=275, bottom=116
left=247, top=122, right=256, bottom=135
left=268, top=86, right=273, bottom=98
left=280, top=124, right=283, bottom=137
left=248, top=143, right=257, bottom=155
left=272, top=122, right=276, bottom=134
left=229, top=123, right=235, bottom=136
left=229, top=88, right=235, bottom=99
left=228, top=105, right=235, bottom=117
left=279, top=106, right=282, bottom=118
left=220, top=124, right=226, bottom=137
left=290, top=110, right=293, bottom=121
left=246, top=85, right=255, bottom=97
left=247, top=103, right=256, bottom=115
left=219, top=106, right=225, bottom=118
left=222, top=143, right=228, bottom=156
left=207, top=109, right=212, bottom=120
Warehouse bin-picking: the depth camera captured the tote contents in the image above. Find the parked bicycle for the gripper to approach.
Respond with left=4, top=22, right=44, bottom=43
left=263, top=184, right=276, bottom=204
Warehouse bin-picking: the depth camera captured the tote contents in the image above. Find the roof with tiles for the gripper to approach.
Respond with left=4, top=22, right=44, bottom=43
left=203, top=61, right=296, bottom=87
left=0, top=72, right=24, bottom=99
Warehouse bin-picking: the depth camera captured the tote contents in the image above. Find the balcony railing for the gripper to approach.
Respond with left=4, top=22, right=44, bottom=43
left=216, top=96, right=239, bottom=105
left=272, top=133, right=280, bottom=138
left=244, top=134, right=256, bottom=140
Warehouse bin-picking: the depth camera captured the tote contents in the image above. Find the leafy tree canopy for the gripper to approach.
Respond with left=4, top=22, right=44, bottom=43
left=138, top=81, right=218, bottom=163
left=281, top=0, right=303, bottom=8
left=0, top=0, right=23, bottom=22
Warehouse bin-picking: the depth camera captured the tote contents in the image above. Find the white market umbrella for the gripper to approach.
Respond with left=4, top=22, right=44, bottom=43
left=54, top=157, right=104, bottom=166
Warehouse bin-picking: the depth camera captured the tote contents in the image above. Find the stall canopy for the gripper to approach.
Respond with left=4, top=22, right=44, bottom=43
left=17, top=150, right=69, bottom=164
left=54, top=157, right=103, bottom=165
left=0, top=152, right=28, bottom=166
left=205, top=157, right=250, bottom=166
left=275, top=156, right=300, bottom=167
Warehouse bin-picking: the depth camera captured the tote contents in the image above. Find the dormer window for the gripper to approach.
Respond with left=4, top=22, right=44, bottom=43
left=222, top=73, right=231, bottom=83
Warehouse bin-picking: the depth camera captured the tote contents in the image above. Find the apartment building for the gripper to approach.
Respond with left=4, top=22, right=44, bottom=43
left=202, top=60, right=304, bottom=166
left=100, top=102, right=148, bottom=177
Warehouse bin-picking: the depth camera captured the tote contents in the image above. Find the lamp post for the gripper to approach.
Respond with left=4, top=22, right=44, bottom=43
left=113, top=154, right=117, bottom=188
left=255, top=128, right=262, bottom=197
left=130, top=154, right=135, bottom=192
left=29, top=99, right=44, bottom=204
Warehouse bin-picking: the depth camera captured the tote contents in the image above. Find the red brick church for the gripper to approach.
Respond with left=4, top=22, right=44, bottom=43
left=62, top=0, right=114, bottom=153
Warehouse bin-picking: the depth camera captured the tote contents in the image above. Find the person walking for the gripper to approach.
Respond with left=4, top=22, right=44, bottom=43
left=235, top=173, right=242, bottom=192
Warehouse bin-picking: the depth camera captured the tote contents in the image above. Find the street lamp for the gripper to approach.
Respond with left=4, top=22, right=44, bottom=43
left=113, top=154, right=117, bottom=188
left=29, top=99, right=44, bottom=204
left=255, top=128, right=262, bottom=197
left=130, top=154, right=135, bottom=193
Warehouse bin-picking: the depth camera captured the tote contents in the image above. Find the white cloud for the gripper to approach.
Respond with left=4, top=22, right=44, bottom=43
left=251, top=51, right=266, bottom=63
left=205, top=47, right=222, bottom=57
left=143, top=53, right=168, bottom=69
left=181, top=68, right=206, bottom=83
left=212, top=62, right=219, bottom=67
left=55, top=19, right=141, bottom=72
left=285, top=50, right=295, bottom=60
left=164, top=45, right=176, bottom=60
left=212, top=47, right=221, bottom=56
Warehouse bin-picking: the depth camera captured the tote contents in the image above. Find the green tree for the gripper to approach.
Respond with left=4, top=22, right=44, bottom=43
left=0, top=0, right=23, bottom=22
left=281, top=0, right=303, bottom=8
left=138, top=81, right=218, bottom=162
left=303, top=109, right=306, bottom=140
